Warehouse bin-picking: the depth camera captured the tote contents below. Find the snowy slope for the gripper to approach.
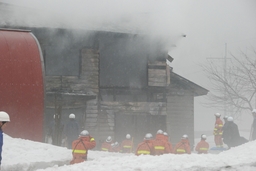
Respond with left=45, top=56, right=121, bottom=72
left=1, top=133, right=256, bottom=171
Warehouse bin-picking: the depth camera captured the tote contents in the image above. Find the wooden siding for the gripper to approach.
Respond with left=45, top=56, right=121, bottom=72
left=85, top=101, right=167, bottom=142
left=148, top=61, right=168, bottom=87
left=166, top=90, right=194, bottom=147
left=45, top=48, right=99, bottom=95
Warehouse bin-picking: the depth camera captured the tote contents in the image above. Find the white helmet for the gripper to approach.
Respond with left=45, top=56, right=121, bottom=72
left=126, top=134, right=131, bottom=139
left=106, top=136, right=112, bottom=142
left=182, top=134, right=188, bottom=139
left=252, top=109, right=256, bottom=113
left=144, top=133, right=153, bottom=140
left=69, top=113, right=75, bottom=119
left=157, top=129, right=163, bottom=134
left=223, top=116, right=229, bottom=119
left=163, top=132, right=168, bottom=136
left=0, top=111, right=10, bottom=122
left=79, top=130, right=89, bottom=137
left=214, top=113, right=221, bottom=117
left=201, top=134, right=207, bottom=139
left=227, top=116, right=233, bottom=122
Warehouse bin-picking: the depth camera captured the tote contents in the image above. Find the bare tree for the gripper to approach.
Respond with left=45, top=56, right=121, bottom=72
left=203, top=48, right=256, bottom=119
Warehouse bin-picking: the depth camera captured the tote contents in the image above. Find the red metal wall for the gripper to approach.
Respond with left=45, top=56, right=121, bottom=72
left=0, top=29, right=44, bottom=142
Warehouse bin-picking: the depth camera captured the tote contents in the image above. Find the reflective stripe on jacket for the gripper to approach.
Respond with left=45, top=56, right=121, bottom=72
left=173, top=139, right=191, bottom=154
left=214, top=118, right=223, bottom=135
left=70, top=136, right=96, bottom=164
left=195, top=140, right=209, bottom=154
left=121, top=139, right=133, bottom=153
left=135, top=140, right=155, bottom=156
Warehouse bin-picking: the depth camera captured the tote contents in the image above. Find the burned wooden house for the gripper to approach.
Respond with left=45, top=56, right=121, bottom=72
left=34, top=28, right=207, bottom=147
left=0, top=2, right=208, bottom=147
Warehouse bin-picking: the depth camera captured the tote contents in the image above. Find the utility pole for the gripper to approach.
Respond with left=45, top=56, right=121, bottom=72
left=207, top=43, right=229, bottom=116
left=224, top=43, right=227, bottom=116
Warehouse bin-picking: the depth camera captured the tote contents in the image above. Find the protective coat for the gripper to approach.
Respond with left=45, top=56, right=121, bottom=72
left=163, top=135, right=173, bottom=153
left=251, top=118, right=256, bottom=140
left=110, top=143, right=120, bottom=152
left=195, top=139, right=209, bottom=154
left=214, top=118, right=223, bottom=147
left=135, top=139, right=155, bottom=156
left=101, top=141, right=112, bottom=152
left=64, top=119, right=80, bottom=149
left=120, top=139, right=133, bottom=153
left=222, top=121, right=240, bottom=148
left=152, top=134, right=171, bottom=155
left=173, top=139, right=191, bottom=154
left=70, top=136, right=96, bottom=164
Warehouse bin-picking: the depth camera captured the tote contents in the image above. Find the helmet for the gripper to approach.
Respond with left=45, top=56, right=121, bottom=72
left=144, top=133, right=153, bottom=140
left=201, top=134, right=207, bottom=139
left=223, top=116, right=229, bottom=119
left=182, top=134, right=188, bottom=139
left=106, top=136, right=112, bottom=142
left=126, top=134, right=131, bottom=139
left=252, top=109, right=256, bottom=113
left=163, top=132, right=168, bottom=136
left=114, top=141, right=119, bottom=146
left=79, top=130, right=89, bottom=137
left=0, top=111, right=10, bottom=122
left=157, top=129, right=163, bottom=134
left=69, top=113, right=75, bottom=119
left=214, top=113, right=221, bottom=117
left=227, top=116, right=233, bottom=122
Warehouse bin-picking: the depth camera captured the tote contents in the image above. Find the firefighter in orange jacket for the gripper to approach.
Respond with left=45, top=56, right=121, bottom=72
left=120, top=134, right=133, bottom=153
left=195, top=134, right=209, bottom=154
left=152, top=130, right=171, bottom=155
left=163, top=132, right=173, bottom=153
left=70, top=130, right=96, bottom=164
left=213, top=113, right=223, bottom=147
left=135, top=133, right=155, bottom=156
left=101, top=136, right=113, bottom=152
left=110, top=142, right=121, bottom=152
left=173, top=134, right=191, bottom=154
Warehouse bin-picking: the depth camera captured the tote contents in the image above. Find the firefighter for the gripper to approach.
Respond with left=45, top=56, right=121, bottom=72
left=70, top=130, right=96, bottom=164
left=222, top=116, right=229, bottom=133
left=135, top=133, right=155, bottom=156
left=250, top=109, right=256, bottom=141
left=110, top=142, right=121, bottom=152
left=64, top=113, right=80, bottom=149
left=222, top=117, right=241, bottom=149
left=120, top=134, right=133, bottom=153
left=0, top=111, right=10, bottom=168
left=195, top=134, right=209, bottom=154
left=222, top=115, right=229, bottom=144
left=163, top=132, right=173, bottom=153
left=213, top=113, right=223, bottom=147
left=173, top=134, right=191, bottom=154
left=152, top=130, right=171, bottom=155
left=101, top=136, right=113, bottom=152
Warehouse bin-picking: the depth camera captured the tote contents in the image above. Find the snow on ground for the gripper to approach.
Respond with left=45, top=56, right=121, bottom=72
left=1, top=131, right=256, bottom=171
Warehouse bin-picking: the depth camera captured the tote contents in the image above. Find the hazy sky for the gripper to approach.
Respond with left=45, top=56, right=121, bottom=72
left=1, top=0, right=256, bottom=131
